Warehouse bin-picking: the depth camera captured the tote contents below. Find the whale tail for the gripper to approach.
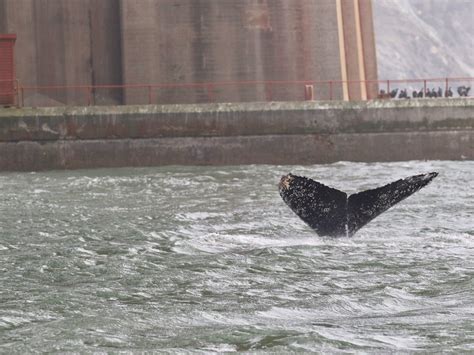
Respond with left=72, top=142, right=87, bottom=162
left=279, top=172, right=438, bottom=237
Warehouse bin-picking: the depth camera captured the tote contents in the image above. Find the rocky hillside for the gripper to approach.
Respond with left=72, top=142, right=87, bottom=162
left=373, top=0, right=474, bottom=80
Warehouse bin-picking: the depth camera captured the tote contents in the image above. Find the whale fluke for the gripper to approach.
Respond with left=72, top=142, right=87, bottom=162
left=279, top=172, right=438, bottom=237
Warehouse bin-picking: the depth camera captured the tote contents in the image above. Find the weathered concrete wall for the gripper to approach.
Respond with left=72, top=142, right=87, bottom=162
left=1, top=0, right=377, bottom=106
left=0, top=99, right=472, bottom=171
left=0, top=0, right=122, bottom=106
left=119, top=0, right=345, bottom=104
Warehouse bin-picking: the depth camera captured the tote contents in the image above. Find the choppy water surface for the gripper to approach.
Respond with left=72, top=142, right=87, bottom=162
left=0, top=161, right=473, bottom=352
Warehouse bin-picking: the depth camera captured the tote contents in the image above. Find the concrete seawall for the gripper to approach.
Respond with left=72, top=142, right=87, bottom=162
left=0, top=99, right=472, bottom=171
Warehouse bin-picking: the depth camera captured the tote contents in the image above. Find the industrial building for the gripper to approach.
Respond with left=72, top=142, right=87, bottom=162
left=0, top=0, right=378, bottom=106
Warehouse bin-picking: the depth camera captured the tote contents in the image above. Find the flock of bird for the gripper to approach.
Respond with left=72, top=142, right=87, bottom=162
left=379, top=85, right=471, bottom=99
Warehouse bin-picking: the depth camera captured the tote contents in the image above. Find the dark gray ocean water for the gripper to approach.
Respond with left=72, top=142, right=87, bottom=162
left=0, top=161, right=473, bottom=353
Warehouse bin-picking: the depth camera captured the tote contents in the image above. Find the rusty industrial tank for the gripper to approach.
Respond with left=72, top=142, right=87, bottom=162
left=0, top=0, right=378, bottom=106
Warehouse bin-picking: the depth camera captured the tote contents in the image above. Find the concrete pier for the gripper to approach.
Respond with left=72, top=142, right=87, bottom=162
left=0, top=99, right=472, bottom=171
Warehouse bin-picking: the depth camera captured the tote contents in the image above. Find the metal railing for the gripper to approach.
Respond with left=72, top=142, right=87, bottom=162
left=2, top=77, right=473, bottom=108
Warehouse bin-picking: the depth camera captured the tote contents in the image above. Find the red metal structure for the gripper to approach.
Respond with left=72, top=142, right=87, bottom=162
left=16, top=77, right=474, bottom=107
left=0, top=34, right=17, bottom=106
